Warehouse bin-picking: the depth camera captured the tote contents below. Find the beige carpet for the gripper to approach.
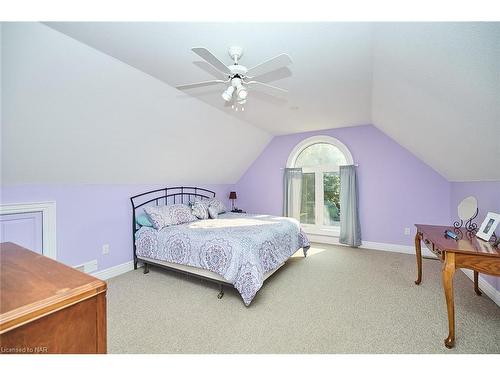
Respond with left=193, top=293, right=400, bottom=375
left=106, top=243, right=500, bottom=354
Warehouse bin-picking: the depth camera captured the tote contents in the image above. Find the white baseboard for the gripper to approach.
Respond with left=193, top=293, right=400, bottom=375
left=360, top=240, right=438, bottom=259
left=308, top=234, right=437, bottom=258
left=460, top=269, right=500, bottom=306
left=92, top=260, right=140, bottom=280
left=310, top=235, right=499, bottom=307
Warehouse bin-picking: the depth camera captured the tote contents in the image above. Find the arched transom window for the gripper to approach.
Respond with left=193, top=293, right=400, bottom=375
left=287, top=136, right=353, bottom=234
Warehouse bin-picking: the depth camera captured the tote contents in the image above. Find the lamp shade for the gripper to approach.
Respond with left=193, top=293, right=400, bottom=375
left=229, top=191, right=237, bottom=200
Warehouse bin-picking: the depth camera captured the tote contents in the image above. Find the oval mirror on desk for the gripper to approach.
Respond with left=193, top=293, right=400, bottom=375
left=458, top=196, right=478, bottom=221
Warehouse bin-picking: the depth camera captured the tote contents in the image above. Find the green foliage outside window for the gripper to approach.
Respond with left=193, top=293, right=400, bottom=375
left=324, top=173, right=340, bottom=223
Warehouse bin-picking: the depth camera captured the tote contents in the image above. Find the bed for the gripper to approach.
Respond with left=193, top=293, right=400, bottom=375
left=131, top=187, right=309, bottom=306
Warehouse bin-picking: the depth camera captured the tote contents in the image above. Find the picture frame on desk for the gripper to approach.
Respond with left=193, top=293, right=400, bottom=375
left=476, top=212, right=500, bottom=241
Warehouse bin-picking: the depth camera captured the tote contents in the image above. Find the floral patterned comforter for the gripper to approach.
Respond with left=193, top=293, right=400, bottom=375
left=135, top=212, right=310, bottom=306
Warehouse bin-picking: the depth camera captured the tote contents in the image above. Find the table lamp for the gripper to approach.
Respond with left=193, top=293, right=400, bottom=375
left=229, top=191, right=237, bottom=210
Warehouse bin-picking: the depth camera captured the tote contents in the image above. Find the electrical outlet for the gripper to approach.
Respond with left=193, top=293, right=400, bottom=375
left=404, top=227, right=411, bottom=236
left=102, top=244, right=110, bottom=255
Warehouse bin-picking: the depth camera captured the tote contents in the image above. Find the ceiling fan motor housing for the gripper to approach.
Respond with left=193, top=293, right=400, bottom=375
left=229, top=64, right=247, bottom=77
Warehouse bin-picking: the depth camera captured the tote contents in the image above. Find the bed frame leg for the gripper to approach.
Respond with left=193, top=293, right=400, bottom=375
left=143, top=263, right=150, bottom=274
left=217, top=284, right=224, bottom=299
left=134, top=258, right=138, bottom=270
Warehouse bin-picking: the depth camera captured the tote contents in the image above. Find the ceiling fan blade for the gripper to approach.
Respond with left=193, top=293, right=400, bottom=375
left=246, top=54, right=292, bottom=78
left=246, top=81, right=288, bottom=93
left=193, top=61, right=227, bottom=80
left=192, top=47, right=232, bottom=76
left=176, top=80, right=226, bottom=90
left=250, top=66, right=292, bottom=83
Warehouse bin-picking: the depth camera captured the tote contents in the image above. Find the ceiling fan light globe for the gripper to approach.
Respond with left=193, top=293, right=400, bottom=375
left=221, top=86, right=235, bottom=102
left=237, top=87, right=248, bottom=100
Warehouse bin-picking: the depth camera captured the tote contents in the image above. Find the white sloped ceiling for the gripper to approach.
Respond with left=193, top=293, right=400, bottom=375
left=372, top=22, right=500, bottom=181
left=2, top=22, right=499, bottom=183
left=1, top=22, right=271, bottom=184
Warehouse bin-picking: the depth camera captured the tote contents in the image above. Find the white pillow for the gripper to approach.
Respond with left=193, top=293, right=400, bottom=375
left=144, top=204, right=197, bottom=230
left=208, top=205, right=219, bottom=219
left=191, top=200, right=209, bottom=220
left=205, top=197, right=227, bottom=215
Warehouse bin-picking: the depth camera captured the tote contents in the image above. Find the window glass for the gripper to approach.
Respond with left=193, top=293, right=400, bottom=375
left=300, top=173, right=315, bottom=224
left=295, top=143, right=347, bottom=168
left=323, top=172, right=340, bottom=226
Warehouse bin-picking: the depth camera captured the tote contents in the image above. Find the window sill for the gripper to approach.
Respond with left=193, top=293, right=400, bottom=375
left=302, top=225, right=340, bottom=237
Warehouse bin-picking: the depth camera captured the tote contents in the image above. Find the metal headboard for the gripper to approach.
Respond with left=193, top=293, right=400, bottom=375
left=130, top=186, right=216, bottom=269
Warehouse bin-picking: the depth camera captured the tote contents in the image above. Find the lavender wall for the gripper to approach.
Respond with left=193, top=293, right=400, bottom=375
left=450, top=181, right=500, bottom=219
left=0, top=184, right=233, bottom=271
left=235, top=125, right=451, bottom=246
left=450, top=181, right=500, bottom=291
left=2, top=126, right=498, bottom=293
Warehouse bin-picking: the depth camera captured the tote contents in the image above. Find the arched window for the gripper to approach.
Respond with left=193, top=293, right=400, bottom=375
left=287, top=136, right=353, bottom=234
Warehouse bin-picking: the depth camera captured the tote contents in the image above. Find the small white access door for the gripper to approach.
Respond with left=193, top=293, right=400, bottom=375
left=0, top=211, right=44, bottom=253
left=0, top=202, right=57, bottom=259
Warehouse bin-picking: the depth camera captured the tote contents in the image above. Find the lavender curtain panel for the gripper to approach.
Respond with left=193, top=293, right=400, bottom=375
left=339, top=165, right=362, bottom=247
left=283, top=168, right=303, bottom=220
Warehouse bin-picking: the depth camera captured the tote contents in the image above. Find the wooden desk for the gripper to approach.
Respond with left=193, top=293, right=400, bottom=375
left=0, top=242, right=107, bottom=354
left=414, top=225, right=500, bottom=348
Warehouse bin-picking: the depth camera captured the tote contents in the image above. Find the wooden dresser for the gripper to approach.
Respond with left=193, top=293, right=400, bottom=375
left=0, top=242, right=107, bottom=354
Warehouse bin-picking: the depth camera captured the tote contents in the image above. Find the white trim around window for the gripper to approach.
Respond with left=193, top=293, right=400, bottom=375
left=0, top=201, right=57, bottom=259
left=287, top=135, right=354, bottom=238
left=286, top=135, right=354, bottom=168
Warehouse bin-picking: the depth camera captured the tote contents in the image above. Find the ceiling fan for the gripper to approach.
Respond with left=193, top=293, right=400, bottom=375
left=176, top=46, right=292, bottom=111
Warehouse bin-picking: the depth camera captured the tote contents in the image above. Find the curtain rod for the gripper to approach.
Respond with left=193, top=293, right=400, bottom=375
left=280, top=164, right=359, bottom=170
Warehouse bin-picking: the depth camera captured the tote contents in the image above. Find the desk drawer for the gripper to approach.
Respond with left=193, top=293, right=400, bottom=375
left=422, top=235, right=444, bottom=260
left=422, top=235, right=433, bottom=252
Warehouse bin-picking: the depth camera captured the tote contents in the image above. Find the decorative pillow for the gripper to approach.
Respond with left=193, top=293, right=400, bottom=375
left=191, top=200, right=209, bottom=220
left=136, top=213, right=153, bottom=227
left=144, top=204, right=197, bottom=230
left=207, top=205, right=219, bottom=219
left=205, top=197, right=227, bottom=215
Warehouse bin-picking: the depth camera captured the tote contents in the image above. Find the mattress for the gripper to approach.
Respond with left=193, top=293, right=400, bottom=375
left=135, top=212, right=310, bottom=305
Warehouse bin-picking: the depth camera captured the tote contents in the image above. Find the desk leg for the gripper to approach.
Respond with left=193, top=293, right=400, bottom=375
left=442, top=252, right=456, bottom=349
left=473, top=271, right=482, bottom=296
left=414, top=232, right=422, bottom=285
